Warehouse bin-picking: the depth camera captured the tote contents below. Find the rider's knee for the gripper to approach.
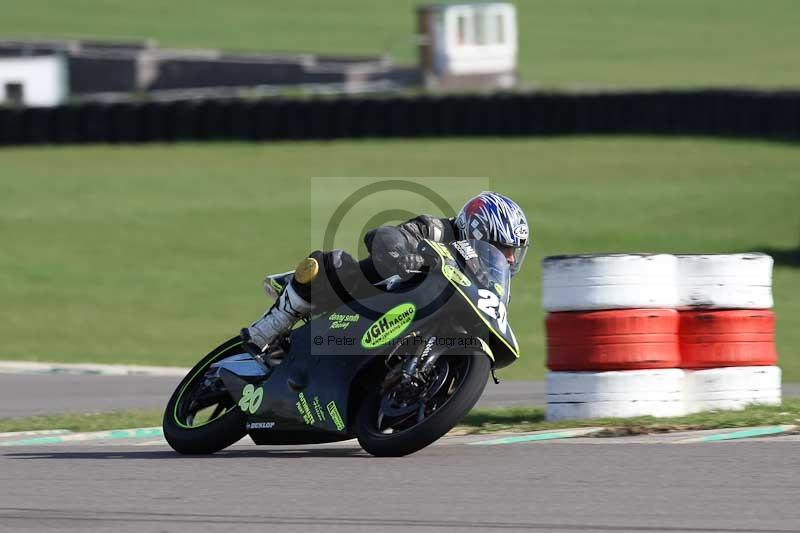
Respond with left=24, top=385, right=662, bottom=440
left=292, top=250, right=361, bottom=306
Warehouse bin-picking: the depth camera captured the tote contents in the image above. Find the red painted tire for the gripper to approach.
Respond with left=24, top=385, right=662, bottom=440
left=546, top=309, right=680, bottom=371
left=679, top=310, right=776, bottom=368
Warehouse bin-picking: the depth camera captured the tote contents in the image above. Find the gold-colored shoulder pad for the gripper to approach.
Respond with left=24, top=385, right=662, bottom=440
left=294, top=257, right=319, bottom=285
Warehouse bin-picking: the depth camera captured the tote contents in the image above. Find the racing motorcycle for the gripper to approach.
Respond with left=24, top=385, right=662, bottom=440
left=163, top=239, right=519, bottom=457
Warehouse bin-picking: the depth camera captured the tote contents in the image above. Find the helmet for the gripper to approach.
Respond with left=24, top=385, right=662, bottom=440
left=455, top=191, right=530, bottom=277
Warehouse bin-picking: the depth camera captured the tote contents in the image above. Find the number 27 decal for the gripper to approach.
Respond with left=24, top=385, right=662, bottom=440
left=477, top=289, right=508, bottom=334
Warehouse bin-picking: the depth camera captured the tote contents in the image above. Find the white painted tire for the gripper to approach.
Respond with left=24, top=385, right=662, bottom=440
left=684, top=366, right=782, bottom=413
left=676, top=253, right=773, bottom=309
left=690, top=390, right=782, bottom=402
left=686, top=396, right=782, bottom=413
left=542, top=254, right=678, bottom=312
left=547, top=369, right=685, bottom=395
left=685, top=366, right=781, bottom=392
left=546, top=400, right=687, bottom=421
left=546, top=369, right=687, bottom=420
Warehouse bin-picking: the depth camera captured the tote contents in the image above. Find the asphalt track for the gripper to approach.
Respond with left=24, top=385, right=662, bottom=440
left=1, top=431, right=799, bottom=533
left=0, top=374, right=547, bottom=417
left=3, top=373, right=800, bottom=532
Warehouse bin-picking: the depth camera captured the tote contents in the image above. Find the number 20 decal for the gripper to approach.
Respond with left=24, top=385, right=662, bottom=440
left=477, top=289, right=508, bottom=334
left=238, top=384, right=264, bottom=414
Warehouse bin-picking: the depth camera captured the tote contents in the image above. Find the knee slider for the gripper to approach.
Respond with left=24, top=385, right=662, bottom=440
left=294, top=256, right=320, bottom=285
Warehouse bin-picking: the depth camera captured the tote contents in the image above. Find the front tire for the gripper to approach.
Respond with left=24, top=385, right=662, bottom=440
left=163, top=337, right=248, bottom=454
left=355, top=352, right=491, bottom=457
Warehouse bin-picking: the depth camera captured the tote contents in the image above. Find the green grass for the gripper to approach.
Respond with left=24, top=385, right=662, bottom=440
left=458, top=400, right=800, bottom=434
left=3, top=401, right=799, bottom=435
left=0, top=137, right=799, bottom=380
left=0, top=409, right=162, bottom=433
left=0, top=0, right=799, bottom=88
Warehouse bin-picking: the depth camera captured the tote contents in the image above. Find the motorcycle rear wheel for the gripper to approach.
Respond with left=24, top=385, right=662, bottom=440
left=163, top=337, right=248, bottom=454
left=355, top=352, right=491, bottom=457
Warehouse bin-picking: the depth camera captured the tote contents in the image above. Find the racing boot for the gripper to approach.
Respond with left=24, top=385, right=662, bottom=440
left=241, top=257, right=317, bottom=359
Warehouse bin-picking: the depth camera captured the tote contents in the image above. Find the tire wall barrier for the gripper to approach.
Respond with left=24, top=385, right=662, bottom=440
left=545, top=309, right=680, bottom=371
left=542, top=253, right=779, bottom=420
left=1, top=90, right=800, bottom=145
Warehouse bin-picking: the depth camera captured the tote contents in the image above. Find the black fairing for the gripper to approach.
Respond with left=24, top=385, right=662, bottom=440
left=222, top=240, right=518, bottom=445
left=420, top=239, right=520, bottom=366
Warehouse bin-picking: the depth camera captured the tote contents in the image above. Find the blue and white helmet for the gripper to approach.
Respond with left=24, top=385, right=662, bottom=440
left=455, top=191, right=530, bottom=277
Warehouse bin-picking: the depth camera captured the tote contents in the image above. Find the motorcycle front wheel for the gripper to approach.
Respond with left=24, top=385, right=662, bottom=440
left=355, top=351, right=491, bottom=457
left=163, top=337, right=248, bottom=454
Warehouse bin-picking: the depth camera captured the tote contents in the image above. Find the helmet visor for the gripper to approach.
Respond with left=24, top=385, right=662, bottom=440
left=495, top=244, right=528, bottom=277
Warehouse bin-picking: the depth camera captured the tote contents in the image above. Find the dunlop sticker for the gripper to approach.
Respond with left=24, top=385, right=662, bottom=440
left=361, top=302, right=416, bottom=349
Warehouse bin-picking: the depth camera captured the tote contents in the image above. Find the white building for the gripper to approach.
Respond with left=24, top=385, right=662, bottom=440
left=417, top=2, right=518, bottom=90
left=0, top=55, right=68, bottom=107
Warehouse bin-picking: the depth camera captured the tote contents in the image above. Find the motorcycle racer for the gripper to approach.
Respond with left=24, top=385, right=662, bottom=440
left=240, top=191, right=530, bottom=359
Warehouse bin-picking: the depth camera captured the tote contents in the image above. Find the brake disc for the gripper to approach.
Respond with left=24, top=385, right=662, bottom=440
left=379, top=359, right=451, bottom=418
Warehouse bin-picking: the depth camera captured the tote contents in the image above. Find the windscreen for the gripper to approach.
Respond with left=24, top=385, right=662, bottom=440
left=470, top=240, right=511, bottom=304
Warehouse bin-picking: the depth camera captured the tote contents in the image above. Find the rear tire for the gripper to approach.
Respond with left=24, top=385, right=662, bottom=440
left=163, top=338, right=248, bottom=455
left=355, top=352, right=491, bottom=457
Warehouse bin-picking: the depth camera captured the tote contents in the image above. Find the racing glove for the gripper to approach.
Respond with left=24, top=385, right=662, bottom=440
left=396, top=253, right=427, bottom=281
